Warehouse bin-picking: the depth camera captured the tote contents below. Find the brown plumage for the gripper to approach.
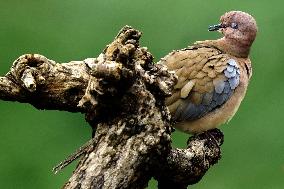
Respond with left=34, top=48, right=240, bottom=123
left=160, top=11, right=258, bottom=134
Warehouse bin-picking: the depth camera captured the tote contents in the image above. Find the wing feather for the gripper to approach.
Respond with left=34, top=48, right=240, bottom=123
left=160, top=46, right=241, bottom=121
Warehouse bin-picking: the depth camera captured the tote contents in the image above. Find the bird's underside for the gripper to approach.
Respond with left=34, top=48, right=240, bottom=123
left=160, top=45, right=248, bottom=133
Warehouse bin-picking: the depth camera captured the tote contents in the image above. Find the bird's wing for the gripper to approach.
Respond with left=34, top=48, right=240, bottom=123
left=160, top=46, right=240, bottom=121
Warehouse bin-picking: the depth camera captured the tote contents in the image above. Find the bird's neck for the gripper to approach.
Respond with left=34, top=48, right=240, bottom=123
left=198, top=37, right=251, bottom=58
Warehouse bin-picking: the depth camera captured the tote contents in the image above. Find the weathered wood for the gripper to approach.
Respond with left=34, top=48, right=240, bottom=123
left=0, top=26, right=223, bottom=189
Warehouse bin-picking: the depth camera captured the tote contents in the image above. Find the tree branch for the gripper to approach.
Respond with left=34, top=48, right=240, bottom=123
left=156, top=129, right=223, bottom=189
left=0, top=54, right=90, bottom=111
left=0, top=26, right=223, bottom=189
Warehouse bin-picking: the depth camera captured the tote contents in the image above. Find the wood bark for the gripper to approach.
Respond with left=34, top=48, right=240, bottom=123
left=0, top=26, right=223, bottom=189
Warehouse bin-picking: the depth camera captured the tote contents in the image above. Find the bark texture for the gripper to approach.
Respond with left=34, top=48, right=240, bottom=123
left=0, top=26, right=223, bottom=189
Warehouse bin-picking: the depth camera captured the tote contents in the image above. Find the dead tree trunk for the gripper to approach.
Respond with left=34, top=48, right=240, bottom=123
left=0, top=26, right=223, bottom=189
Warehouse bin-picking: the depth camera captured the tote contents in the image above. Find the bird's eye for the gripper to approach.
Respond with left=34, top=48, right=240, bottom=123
left=231, top=22, right=238, bottom=29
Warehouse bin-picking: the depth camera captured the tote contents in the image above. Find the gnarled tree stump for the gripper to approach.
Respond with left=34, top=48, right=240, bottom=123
left=0, top=26, right=223, bottom=189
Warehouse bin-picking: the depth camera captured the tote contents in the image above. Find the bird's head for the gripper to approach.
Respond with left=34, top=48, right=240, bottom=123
left=208, top=11, right=258, bottom=57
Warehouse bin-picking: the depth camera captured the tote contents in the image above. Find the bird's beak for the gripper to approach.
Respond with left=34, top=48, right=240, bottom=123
left=208, top=23, right=225, bottom=31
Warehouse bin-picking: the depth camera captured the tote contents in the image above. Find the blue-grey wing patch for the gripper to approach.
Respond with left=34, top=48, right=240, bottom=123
left=173, top=59, right=240, bottom=122
left=225, top=59, right=240, bottom=89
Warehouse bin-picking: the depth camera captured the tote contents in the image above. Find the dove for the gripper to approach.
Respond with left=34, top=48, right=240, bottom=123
left=160, top=11, right=258, bottom=134
left=52, top=11, right=258, bottom=173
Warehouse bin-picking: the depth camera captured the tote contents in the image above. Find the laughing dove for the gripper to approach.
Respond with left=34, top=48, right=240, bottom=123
left=160, top=11, right=258, bottom=134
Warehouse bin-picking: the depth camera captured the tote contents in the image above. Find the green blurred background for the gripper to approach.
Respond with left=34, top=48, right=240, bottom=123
left=0, top=0, right=283, bottom=188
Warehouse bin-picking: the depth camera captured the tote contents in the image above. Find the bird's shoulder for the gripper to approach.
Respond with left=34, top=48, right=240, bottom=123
left=160, top=44, right=225, bottom=71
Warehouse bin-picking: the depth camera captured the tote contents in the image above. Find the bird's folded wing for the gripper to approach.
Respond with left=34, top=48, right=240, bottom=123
left=159, top=46, right=240, bottom=121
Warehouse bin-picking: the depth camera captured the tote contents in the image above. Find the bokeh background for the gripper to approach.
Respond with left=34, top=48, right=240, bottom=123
left=0, top=0, right=283, bottom=188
